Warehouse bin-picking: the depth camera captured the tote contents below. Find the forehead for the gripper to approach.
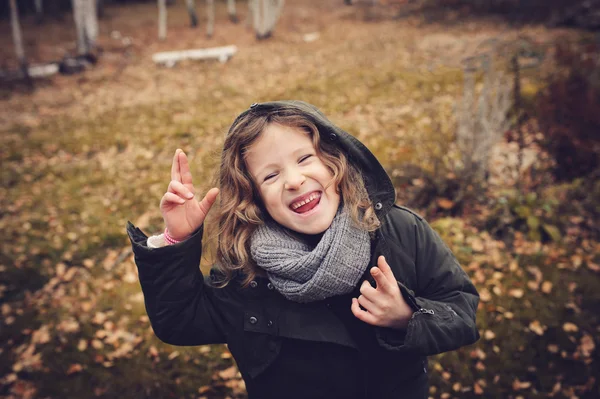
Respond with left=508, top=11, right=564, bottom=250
left=244, top=123, right=314, bottom=171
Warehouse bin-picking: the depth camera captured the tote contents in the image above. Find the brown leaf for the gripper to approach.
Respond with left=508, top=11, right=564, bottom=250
left=66, top=363, right=83, bottom=375
left=541, top=281, right=553, bottom=294
left=563, top=322, right=579, bottom=333
left=529, top=320, right=546, bottom=336
left=218, top=366, right=238, bottom=380
left=484, top=330, right=496, bottom=340
left=474, top=383, right=484, bottom=395
left=436, top=198, right=454, bottom=210
left=512, top=379, right=532, bottom=390
left=579, top=334, right=595, bottom=357
left=509, top=288, right=524, bottom=298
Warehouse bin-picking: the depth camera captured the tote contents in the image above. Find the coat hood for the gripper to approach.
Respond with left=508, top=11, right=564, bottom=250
left=227, top=100, right=396, bottom=219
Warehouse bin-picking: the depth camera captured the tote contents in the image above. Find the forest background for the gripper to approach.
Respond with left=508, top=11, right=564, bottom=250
left=1, top=0, right=599, bottom=398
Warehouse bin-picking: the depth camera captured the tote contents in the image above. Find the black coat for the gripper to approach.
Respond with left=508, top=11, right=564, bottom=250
left=126, top=101, right=480, bottom=398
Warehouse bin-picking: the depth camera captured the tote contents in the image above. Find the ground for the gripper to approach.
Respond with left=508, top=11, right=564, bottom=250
left=1, top=1, right=598, bottom=398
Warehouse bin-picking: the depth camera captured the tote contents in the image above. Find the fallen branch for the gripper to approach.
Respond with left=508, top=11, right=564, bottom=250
left=152, top=45, right=238, bottom=67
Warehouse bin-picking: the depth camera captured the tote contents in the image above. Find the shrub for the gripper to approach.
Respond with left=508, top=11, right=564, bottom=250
left=535, top=40, right=600, bottom=181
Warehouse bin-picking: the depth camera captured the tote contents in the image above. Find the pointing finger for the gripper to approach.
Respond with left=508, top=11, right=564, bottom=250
left=171, top=149, right=182, bottom=183
left=377, top=255, right=396, bottom=282
left=370, top=266, right=392, bottom=293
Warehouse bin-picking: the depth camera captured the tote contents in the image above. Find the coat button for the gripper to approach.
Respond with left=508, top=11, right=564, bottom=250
left=250, top=280, right=258, bottom=288
left=249, top=316, right=258, bottom=324
left=267, top=282, right=274, bottom=290
left=374, top=202, right=383, bottom=210
left=267, top=320, right=273, bottom=327
left=329, top=132, right=337, bottom=140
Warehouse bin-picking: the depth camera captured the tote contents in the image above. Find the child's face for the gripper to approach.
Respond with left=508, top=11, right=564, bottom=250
left=245, top=123, right=341, bottom=235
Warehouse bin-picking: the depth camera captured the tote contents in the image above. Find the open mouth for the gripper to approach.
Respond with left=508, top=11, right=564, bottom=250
left=290, top=192, right=322, bottom=214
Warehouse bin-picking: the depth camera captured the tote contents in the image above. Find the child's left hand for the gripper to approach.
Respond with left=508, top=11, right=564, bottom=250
left=351, top=256, right=414, bottom=330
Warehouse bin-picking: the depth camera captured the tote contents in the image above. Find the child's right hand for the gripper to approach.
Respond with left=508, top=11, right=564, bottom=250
left=159, top=149, right=219, bottom=241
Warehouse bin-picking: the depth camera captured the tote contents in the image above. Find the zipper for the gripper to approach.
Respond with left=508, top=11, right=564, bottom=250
left=411, top=308, right=435, bottom=319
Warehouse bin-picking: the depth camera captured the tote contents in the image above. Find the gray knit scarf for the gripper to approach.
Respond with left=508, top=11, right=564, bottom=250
left=250, top=208, right=371, bottom=303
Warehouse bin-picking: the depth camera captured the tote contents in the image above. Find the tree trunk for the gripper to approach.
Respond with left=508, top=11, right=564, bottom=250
left=9, top=0, right=30, bottom=80
left=255, top=0, right=284, bottom=40
left=72, top=0, right=98, bottom=55
left=206, top=0, right=215, bottom=38
left=185, top=0, right=198, bottom=27
left=228, top=0, right=239, bottom=23
left=34, top=0, right=44, bottom=24
left=158, top=0, right=167, bottom=40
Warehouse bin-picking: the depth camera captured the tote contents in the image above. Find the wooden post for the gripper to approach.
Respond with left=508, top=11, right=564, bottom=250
left=9, top=0, right=30, bottom=81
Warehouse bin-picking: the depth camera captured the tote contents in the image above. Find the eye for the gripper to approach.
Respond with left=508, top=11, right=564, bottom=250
left=264, top=172, right=278, bottom=182
left=299, top=154, right=313, bottom=163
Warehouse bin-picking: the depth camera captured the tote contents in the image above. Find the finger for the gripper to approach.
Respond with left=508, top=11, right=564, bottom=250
left=171, top=149, right=182, bottom=183
left=351, top=298, right=377, bottom=326
left=168, top=180, right=195, bottom=199
left=370, top=266, right=393, bottom=293
left=359, top=279, right=378, bottom=300
left=178, top=151, right=194, bottom=187
left=357, top=294, right=376, bottom=312
left=198, top=187, right=220, bottom=216
left=377, top=255, right=396, bottom=282
left=161, top=192, right=186, bottom=207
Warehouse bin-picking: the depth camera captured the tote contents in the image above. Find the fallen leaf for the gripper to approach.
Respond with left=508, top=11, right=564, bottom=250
left=512, top=379, right=532, bottom=390
left=66, top=363, right=83, bottom=375
left=484, top=330, right=496, bottom=340
left=579, top=334, right=595, bottom=357
left=218, top=366, right=238, bottom=380
left=563, top=322, right=579, bottom=333
left=529, top=320, right=546, bottom=336
left=474, top=383, right=484, bottom=395
left=541, top=281, right=553, bottom=294
left=509, top=288, right=524, bottom=298
left=547, top=344, right=559, bottom=353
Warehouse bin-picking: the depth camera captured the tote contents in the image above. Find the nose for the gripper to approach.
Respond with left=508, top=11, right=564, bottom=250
left=283, top=168, right=305, bottom=190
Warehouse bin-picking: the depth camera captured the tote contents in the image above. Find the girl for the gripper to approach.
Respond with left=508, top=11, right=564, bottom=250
left=127, top=100, right=480, bottom=399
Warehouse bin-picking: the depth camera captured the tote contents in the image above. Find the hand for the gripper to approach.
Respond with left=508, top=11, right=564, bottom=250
left=351, top=256, right=414, bottom=329
left=159, top=149, right=219, bottom=241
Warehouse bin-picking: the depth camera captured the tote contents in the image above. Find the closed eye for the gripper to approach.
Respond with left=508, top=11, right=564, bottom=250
left=299, top=154, right=313, bottom=163
left=264, top=172, right=278, bottom=182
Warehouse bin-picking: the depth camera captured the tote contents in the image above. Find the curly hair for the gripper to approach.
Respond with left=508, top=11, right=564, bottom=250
left=211, top=105, right=379, bottom=287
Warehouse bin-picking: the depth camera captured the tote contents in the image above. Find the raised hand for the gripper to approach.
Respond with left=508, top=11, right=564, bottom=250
left=159, top=149, right=219, bottom=241
left=351, top=256, right=414, bottom=330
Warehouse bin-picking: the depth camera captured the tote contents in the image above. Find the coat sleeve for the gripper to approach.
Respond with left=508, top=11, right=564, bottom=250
left=126, top=221, right=228, bottom=346
left=377, top=212, right=480, bottom=356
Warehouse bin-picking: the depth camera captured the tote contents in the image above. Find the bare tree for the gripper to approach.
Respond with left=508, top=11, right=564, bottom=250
left=72, top=0, right=99, bottom=55
left=9, top=0, right=29, bottom=80
left=227, top=0, right=239, bottom=22
left=158, top=0, right=167, bottom=40
left=185, top=0, right=199, bottom=27
left=34, top=0, right=44, bottom=23
left=253, top=0, right=285, bottom=39
left=456, top=53, right=512, bottom=182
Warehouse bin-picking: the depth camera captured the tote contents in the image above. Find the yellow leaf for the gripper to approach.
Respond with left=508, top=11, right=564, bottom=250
left=66, top=364, right=83, bottom=375
left=529, top=320, right=546, bottom=336
left=474, top=383, right=484, bottom=395
left=541, top=281, right=553, bottom=294
left=509, top=288, right=524, bottom=298
left=563, top=322, right=579, bottom=333
left=437, top=198, right=454, bottom=210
